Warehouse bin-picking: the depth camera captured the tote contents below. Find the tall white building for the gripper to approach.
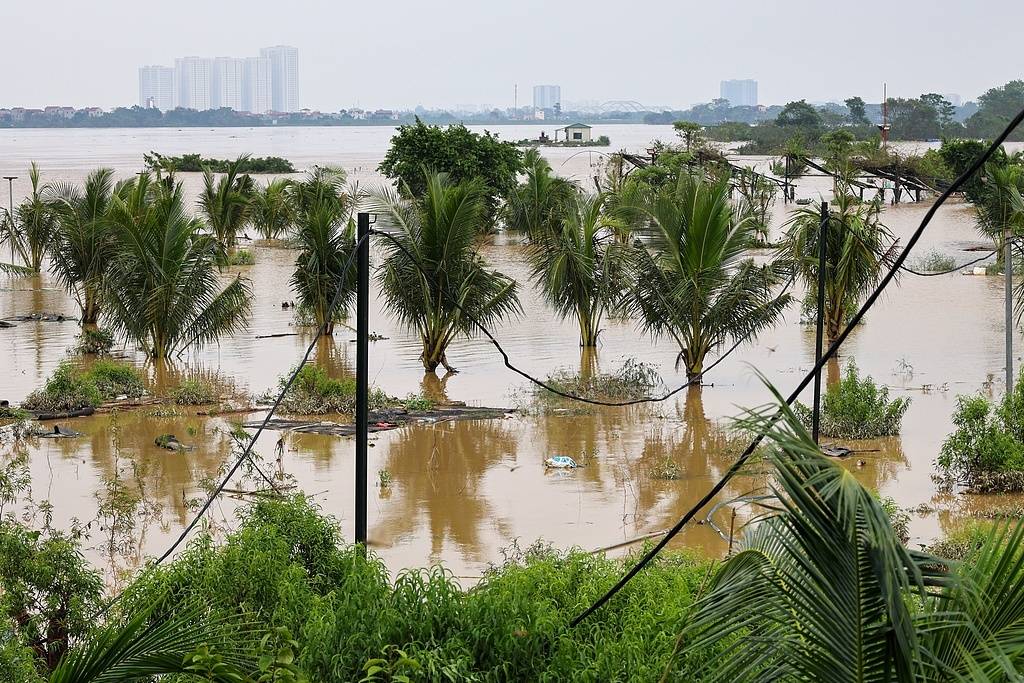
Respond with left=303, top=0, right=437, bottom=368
left=259, top=45, right=299, bottom=112
left=174, top=57, right=213, bottom=110
left=533, top=84, right=561, bottom=111
left=242, top=57, right=272, bottom=114
left=720, top=79, right=758, bottom=107
left=211, top=57, right=244, bottom=110
left=138, top=65, right=174, bottom=110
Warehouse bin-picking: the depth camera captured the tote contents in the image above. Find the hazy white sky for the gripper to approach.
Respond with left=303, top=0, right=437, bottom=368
left=1, top=0, right=1019, bottom=110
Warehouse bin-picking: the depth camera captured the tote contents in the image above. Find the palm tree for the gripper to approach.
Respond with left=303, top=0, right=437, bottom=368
left=103, top=174, right=252, bottom=359
left=5, top=163, right=59, bottom=272
left=198, top=155, right=254, bottom=250
left=977, top=163, right=1024, bottom=264
left=47, top=169, right=127, bottom=326
left=49, top=601, right=252, bottom=683
left=628, top=174, right=790, bottom=381
left=371, top=172, right=521, bottom=373
left=502, top=149, right=576, bottom=237
left=290, top=201, right=357, bottom=335
left=527, top=193, right=630, bottom=347
left=679, top=380, right=1024, bottom=682
left=250, top=178, right=294, bottom=239
left=778, top=193, right=898, bottom=346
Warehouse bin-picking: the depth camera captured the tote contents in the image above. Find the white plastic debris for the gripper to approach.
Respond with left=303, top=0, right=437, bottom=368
left=544, top=456, right=578, bottom=469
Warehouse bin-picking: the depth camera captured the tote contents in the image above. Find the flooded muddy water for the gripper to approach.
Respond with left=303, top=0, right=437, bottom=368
left=1, top=126, right=1023, bottom=583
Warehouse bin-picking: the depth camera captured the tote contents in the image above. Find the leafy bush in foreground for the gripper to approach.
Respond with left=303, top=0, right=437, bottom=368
left=795, top=360, right=910, bottom=438
left=109, top=496, right=716, bottom=682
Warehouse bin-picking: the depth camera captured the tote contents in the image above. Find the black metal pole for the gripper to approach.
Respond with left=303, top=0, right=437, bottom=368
left=812, top=201, right=829, bottom=444
left=355, top=212, right=370, bottom=550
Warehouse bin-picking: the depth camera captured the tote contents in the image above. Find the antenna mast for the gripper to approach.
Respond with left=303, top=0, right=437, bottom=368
left=877, top=82, right=891, bottom=146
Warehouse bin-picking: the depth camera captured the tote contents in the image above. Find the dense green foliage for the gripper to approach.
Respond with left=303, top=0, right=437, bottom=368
left=170, top=378, right=220, bottom=406
left=378, top=118, right=524, bottom=228
left=144, top=152, right=296, bottom=174
left=795, top=360, right=910, bottom=438
left=107, top=496, right=716, bottom=682
left=371, top=172, right=521, bottom=372
left=937, top=375, right=1024, bottom=493
left=72, top=328, right=114, bottom=356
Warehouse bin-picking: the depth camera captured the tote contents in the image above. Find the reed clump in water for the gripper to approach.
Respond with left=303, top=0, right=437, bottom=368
left=795, top=360, right=910, bottom=438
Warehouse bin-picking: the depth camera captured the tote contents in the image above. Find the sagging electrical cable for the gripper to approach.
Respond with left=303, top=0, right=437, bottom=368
left=568, top=104, right=1024, bottom=628
left=899, top=240, right=1018, bottom=276
left=370, top=228, right=801, bottom=407
left=90, top=231, right=373, bottom=619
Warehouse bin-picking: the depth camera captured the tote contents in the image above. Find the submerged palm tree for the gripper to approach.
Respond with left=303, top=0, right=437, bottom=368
left=47, top=169, right=128, bottom=326
left=250, top=178, right=294, bottom=239
left=198, top=155, right=255, bottom=250
left=502, top=149, right=576, bottom=237
left=291, top=203, right=357, bottom=335
left=628, top=174, right=790, bottom=381
left=104, top=174, right=251, bottom=359
left=778, top=193, right=898, bottom=346
left=371, top=172, right=521, bottom=373
left=4, top=163, right=59, bottom=272
left=977, top=163, right=1024, bottom=263
left=680, top=379, right=1024, bottom=682
left=527, top=193, right=630, bottom=347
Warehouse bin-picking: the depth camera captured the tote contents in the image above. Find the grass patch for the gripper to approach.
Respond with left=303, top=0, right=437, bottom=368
left=171, top=378, right=221, bottom=406
left=909, top=249, right=956, bottom=273
left=226, top=249, right=256, bottom=266
left=795, top=360, right=910, bottom=438
left=73, top=328, right=114, bottom=355
left=538, top=358, right=661, bottom=403
left=85, top=359, right=145, bottom=399
left=277, top=365, right=393, bottom=415
left=401, top=394, right=435, bottom=412
left=936, top=374, right=1024, bottom=492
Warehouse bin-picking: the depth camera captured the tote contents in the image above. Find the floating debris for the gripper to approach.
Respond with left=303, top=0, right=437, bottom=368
left=242, top=405, right=511, bottom=436
left=155, top=434, right=193, bottom=452
left=544, top=456, right=579, bottom=469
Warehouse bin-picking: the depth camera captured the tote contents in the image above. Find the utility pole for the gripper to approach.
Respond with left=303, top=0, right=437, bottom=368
left=3, top=176, right=16, bottom=263
left=1008, top=226, right=1015, bottom=394
left=355, top=212, right=370, bottom=551
left=812, top=201, right=830, bottom=444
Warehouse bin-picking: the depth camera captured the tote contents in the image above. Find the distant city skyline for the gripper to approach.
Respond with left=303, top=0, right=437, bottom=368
left=139, top=46, right=298, bottom=113
left=720, top=79, right=758, bottom=107
left=1, top=0, right=1017, bottom=111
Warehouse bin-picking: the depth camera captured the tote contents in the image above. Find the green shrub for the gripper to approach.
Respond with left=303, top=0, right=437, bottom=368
left=73, top=327, right=114, bottom=355
left=795, top=360, right=910, bottom=438
left=928, top=521, right=997, bottom=562
left=171, top=378, right=220, bottom=406
left=20, top=362, right=103, bottom=413
left=84, top=359, right=145, bottom=400
left=401, top=394, right=434, bottom=412
left=117, top=496, right=719, bottom=682
left=540, top=358, right=661, bottom=403
left=937, top=378, right=1024, bottom=491
left=909, top=249, right=956, bottom=273
left=227, top=249, right=255, bottom=266
left=277, top=365, right=393, bottom=415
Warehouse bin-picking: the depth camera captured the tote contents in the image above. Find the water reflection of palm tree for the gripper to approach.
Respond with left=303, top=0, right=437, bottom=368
left=420, top=372, right=451, bottom=405
left=373, top=420, right=516, bottom=560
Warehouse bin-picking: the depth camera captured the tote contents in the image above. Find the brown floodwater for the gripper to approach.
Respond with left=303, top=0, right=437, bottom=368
left=2, top=128, right=1023, bottom=585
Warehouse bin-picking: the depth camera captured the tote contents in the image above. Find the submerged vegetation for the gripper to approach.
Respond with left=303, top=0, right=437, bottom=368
left=795, top=361, right=910, bottom=438
left=276, top=365, right=392, bottom=415
left=19, top=360, right=144, bottom=413
left=937, top=373, right=1024, bottom=492
left=143, top=151, right=296, bottom=174
left=538, top=357, right=661, bottom=403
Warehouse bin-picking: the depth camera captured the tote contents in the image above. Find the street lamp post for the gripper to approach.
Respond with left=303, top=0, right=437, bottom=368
left=2, top=176, right=16, bottom=263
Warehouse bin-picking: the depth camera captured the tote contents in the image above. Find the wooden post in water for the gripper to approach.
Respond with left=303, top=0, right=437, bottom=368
left=812, top=201, right=830, bottom=444
left=355, top=212, right=370, bottom=551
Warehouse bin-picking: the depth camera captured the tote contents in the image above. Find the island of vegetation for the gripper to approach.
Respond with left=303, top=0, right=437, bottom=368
left=143, top=151, right=296, bottom=173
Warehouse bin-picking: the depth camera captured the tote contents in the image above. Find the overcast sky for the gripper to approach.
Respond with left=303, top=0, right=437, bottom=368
left=1, top=0, right=1020, bottom=110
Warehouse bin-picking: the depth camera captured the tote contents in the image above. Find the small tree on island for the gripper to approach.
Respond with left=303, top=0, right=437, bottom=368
left=378, top=117, right=524, bottom=231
